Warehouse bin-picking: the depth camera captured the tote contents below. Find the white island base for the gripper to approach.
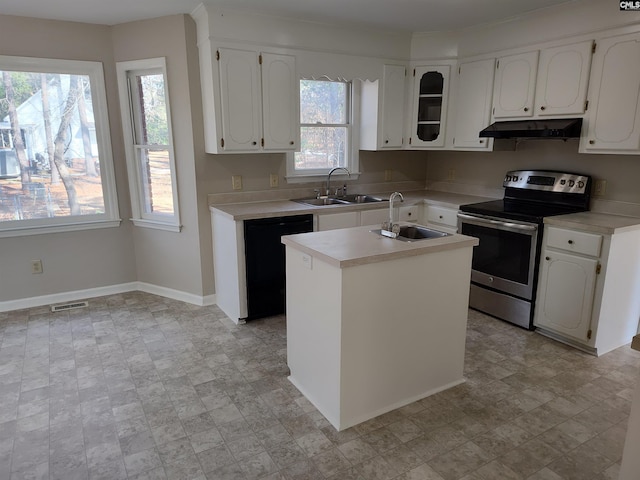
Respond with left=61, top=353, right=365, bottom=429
left=283, top=226, right=477, bottom=431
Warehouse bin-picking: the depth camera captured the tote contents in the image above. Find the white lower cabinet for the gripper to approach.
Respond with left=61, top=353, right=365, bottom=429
left=425, top=204, right=458, bottom=233
left=534, top=224, right=640, bottom=355
left=535, top=250, right=598, bottom=342
left=319, top=205, right=423, bottom=232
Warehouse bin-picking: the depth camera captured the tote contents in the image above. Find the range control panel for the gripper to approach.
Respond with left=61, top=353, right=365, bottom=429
left=503, top=170, right=591, bottom=194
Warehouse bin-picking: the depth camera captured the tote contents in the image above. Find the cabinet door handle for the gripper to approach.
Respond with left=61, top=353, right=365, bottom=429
left=290, top=141, right=294, bottom=145
left=479, top=140, right=484, bottom=144
left=589, top=140, right=595, bottom=145
left=439, top=215, right=443, bottom=219
left=385, top=140, right=389, bottom=144
left=545, top=256, right=550, bottom=261
left=524, top=107, right=529, bottom=112
left=540, top=106, right=546, bottom=111
left=252, top=141, right=257, bottom=146
left=568, top=240, right=574, bottom=244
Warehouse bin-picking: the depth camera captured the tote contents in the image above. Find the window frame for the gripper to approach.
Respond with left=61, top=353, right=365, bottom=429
left=0, top=55, right=121, bottom=237
left=116, top=57, right=181, bottom=232
left=286, top=77, right=360, bottom=183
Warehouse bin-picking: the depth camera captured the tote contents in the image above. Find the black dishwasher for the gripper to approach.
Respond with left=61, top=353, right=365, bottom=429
left=244, top=214, right=313, bottom=320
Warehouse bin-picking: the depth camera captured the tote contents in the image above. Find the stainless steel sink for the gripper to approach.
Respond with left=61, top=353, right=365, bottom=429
left=292, top=194, right=386, bottom=206
left=292, top=197, right=350, bottom=206
left=371, top=225, right=451, bottom=242
left=340, top=194, right=387, bottom=204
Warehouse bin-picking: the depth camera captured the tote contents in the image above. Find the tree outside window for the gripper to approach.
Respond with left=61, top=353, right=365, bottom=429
left=0, top=56, right=119, bottom=235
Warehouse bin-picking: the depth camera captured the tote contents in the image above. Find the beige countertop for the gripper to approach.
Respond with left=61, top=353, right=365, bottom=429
left=209, top=190, right=494, bottom=221
left=281, top=223, right=479, bottom=268
left=544, top=212, right=640, bottom=235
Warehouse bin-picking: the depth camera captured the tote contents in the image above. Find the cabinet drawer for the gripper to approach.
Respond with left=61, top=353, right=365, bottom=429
left=426, top=205, right=458, bottom=227
left=399, top=205, right=420, bottom=222
left=546, top=227, right=602, bottom=257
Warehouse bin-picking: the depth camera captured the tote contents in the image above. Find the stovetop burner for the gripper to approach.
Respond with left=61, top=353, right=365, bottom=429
left=460, top=169, right=592, bottom=223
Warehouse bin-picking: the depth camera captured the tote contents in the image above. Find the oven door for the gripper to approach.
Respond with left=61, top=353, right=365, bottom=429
left=457, top=212, right=539, bottom=300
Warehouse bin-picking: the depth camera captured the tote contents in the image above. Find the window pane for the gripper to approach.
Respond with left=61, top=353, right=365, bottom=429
left=137, top=148, right=174, bottom=215
left=300, top=80, right=347, bottom=124
left=294, top=126, right=346, bottom=170
left=0, top=71, right=107, bottom=222
left=134, top=73, right=169, bottom=146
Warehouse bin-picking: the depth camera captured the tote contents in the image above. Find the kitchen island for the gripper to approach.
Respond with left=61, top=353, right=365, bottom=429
left=282, top=224, right=478, bottom=431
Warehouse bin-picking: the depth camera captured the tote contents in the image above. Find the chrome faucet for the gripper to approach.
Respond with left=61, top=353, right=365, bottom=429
left=325, top=167, right=350, bottom=197
left=387, top=191, right=404, bottom=231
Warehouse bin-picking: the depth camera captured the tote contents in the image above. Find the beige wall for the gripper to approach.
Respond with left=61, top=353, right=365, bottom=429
left=427, top=141, right=640, bottom=207
left=112, top=15, right=213, bottom=298
left=0, top=15, right=137, bottom=303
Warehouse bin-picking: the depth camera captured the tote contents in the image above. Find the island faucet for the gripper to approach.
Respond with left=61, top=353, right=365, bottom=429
left=387, top=191, right=404, bottom=231
left=325, top=167, right=350, bottom=197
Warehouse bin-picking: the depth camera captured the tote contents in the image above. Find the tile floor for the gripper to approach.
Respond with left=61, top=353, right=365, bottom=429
left=1, top=292, right=638, bottom=480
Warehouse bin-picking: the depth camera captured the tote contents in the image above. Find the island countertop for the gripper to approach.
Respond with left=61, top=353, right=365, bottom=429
left=281, top=223, right=479, bottom=268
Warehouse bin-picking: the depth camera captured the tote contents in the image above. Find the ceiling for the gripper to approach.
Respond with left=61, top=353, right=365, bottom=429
left=0, top=0, right=577, bottom=32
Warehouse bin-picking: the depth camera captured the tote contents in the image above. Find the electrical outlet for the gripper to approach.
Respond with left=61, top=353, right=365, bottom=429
left=594, top=179, right=607, bottom=196
left=447, top=169, right=456, bottom=181
left=269, top=174, right=279, bottom=188
left=31, top=259, right=43, bottom=274
left=384, top=170, right=392, bottom=181
left=232, top=175, right=242, bottom=190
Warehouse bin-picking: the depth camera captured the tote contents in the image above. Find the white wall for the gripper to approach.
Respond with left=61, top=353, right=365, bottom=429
left=0, top=15, right=137, bottom=305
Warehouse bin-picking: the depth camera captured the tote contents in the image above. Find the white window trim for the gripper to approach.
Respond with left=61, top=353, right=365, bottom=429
left=0, top=55, right=121, bottom=237
left=116, top=57, right=181, bottom=232
left=285, top=78, right=360, bottom=184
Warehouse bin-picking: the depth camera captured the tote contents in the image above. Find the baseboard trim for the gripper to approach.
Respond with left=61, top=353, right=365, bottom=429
left=0, top=282, right=216, bottom=313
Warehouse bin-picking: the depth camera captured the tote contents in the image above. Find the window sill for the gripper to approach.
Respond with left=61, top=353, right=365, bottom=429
left=131, top=219, right=182, bottom=232
left=285, top=172, right=361, bottom=184
left=0, top=219, right=122, bottom=238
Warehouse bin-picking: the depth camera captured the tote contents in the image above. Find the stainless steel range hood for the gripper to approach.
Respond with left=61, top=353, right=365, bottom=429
left=479, top=118, right=583, bottom=139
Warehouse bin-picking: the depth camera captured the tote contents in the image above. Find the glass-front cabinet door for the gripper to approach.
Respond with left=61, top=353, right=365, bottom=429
left=410, top=65, right=450, bottom=148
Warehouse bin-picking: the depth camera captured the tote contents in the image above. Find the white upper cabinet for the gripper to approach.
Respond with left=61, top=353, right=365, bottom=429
left=409, top=65, right=450, bottom=148
left=218, top=48, right=263, bottom=152
left=452, top=58, right=495, bottom=150
left=580, top=32, right=640, bottom=154
left=535, top=40, right=593, bottom=116
left=360, top=64, right=407, bottom=150
left=198, top=46, right=298, bottom=154
left=492, top=51, right=538, bottom=118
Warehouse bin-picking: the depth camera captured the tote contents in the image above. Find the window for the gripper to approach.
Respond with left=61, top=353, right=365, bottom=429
left=116, top=58, right=180, bottom=231
left=286, top=78, right=359, bottom=181
left=0, top=56, right=120, bottom=237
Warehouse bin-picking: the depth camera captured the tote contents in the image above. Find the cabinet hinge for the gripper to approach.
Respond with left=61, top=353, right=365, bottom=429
left=409, top=137, right=412, bottom=145
left=587, top=329, right=593, bottom=339
left=492, top=107, right=495, bottom=115
left=216, top=50, right=220, bottom=61
left=413, top=68, right=416, bottom=77
left=261, top=138, right=264, bottom=147
left=496, top=60, right=499, bottom=69
left=592, top=42, right=596, bottom=54
left=584, top=100, right=589, bottom=112
left=221, top=138, right=225, bottom=148
left=596, top=263, right=601, bottom=274
left=458, top=66, right=461, bottom=75
left=259, top=54, right=262, bottom=65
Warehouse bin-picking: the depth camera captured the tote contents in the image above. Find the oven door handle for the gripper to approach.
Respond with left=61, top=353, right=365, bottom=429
left=457, top=213, right=538, bottom=232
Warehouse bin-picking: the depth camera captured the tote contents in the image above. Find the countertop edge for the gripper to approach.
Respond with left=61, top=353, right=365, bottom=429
left=544, top=212, right=640, bottom=235
left=282, top=228, right=479, bottom=269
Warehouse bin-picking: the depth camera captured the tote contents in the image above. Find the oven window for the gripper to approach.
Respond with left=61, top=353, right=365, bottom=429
left=462, top=223, right=532, bottom=285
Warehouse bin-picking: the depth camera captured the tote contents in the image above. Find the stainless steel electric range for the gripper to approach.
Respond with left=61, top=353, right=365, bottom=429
left=457, top=170, right=592, bottom=330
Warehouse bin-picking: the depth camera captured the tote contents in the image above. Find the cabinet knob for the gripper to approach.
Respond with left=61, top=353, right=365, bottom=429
left=479, top=140, right=484, bottom=144
left=290, top=141, right=294, bottom=145
left=589, top=140, right=595, bottom=145
left=385, top=140, right=389, bottom=144
left=439, top=215, right=443, bottom=219
left=252, top=141, right=257, bottom=145
left=407, top=212, right=412, bottom=217
left=523, top=107, right=529, bottom=112
left=568, top=240, right=574, bottom=245
left=540, top=106, right=546, bottom=111
left=545, top=256, right=550, bottom=261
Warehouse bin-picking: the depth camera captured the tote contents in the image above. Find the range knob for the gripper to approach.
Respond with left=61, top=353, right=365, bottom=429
left=512, top=175, right=518, bottom=182
left=505, top=175, right=512, bottom=182
left=578, top=181, right=585, bottom=188
left=569, top=180, right=575, bottom=187
left=560, top=179, right=566, bottom=186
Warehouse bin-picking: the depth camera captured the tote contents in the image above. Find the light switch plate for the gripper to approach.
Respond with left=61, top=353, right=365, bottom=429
left=302, top=253, right=312, bottom=270
left=232, top=175, right=242, bottom=190
left=269, top=174, right=279, bottom=188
